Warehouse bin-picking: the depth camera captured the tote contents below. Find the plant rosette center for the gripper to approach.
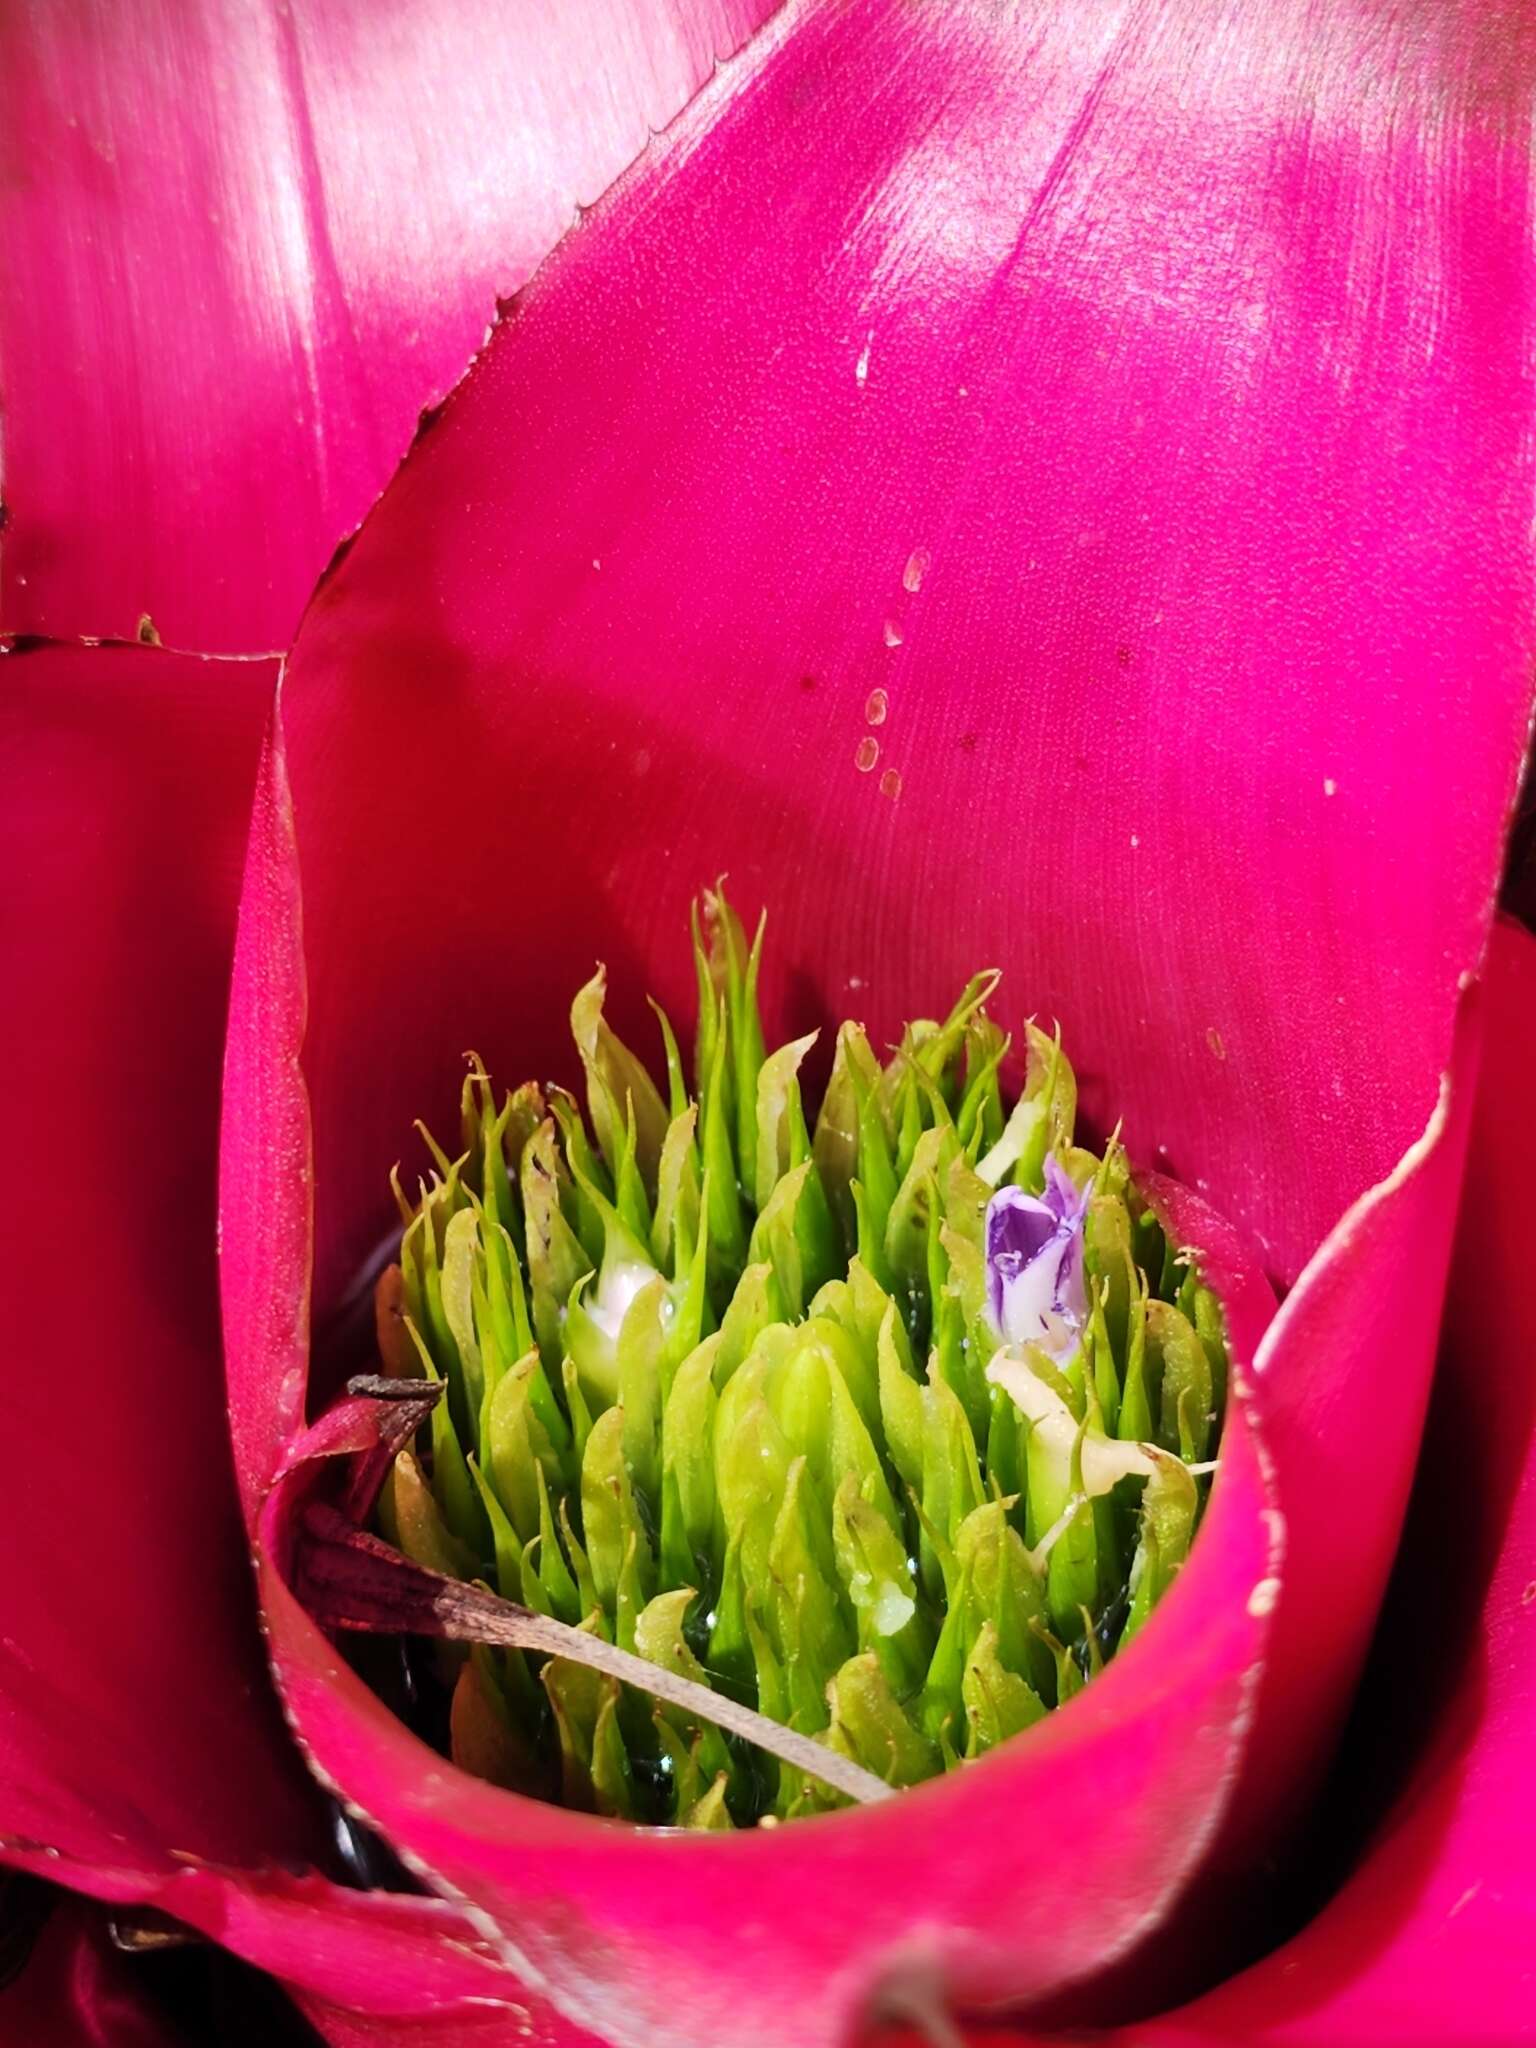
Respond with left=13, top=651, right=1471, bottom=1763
left=297, top=887, right=1230, bottom=1828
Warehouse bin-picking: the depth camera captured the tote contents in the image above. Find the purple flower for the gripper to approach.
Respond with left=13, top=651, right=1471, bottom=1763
left=984, top=1156, right=1091, bottom=1359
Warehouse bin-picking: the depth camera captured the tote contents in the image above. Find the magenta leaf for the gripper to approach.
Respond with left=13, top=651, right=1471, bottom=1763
left=218, top=0, right=1534, bottom=2034
left=0, top=0, right=780, bottom=650
left=222, top=0, right=1531, bottom=2015
left=0, top=642, right=314, bottom=1881
left=214, top=0, right=1531, bottom=2015
left=296, top=1996, right=603, bottom=2048
left=0, top=643, right=587, bottom=2038
left=1098, top=920, right=1536, bottom=2046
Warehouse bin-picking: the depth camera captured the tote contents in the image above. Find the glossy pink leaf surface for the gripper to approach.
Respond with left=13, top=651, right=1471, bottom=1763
left=0, top=642, right=307, bottom=1877
left=0, top=0, right=779, bottom=651
left=300, top=2005, right=601, bottom=2048
left=219, top=0, right=1534, bottom=2040
left=943, top=921, right=1536, bottom=2046
left=0, top=642, right=570, bottom=2027
left=1121, top=918, right=1536, bottom=2046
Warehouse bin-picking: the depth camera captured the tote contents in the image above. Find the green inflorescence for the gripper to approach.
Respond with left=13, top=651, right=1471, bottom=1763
left=372, top=888, right=1227, bottom=1825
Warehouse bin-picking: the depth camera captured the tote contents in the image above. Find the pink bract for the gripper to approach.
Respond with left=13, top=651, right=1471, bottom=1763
left=947, top=917, right=1536, bottom=2048
left=0, top=643, right=309, bottom=1881
left=0, top=640, right=560, bottom=2028
left=216, top=2, right=1535, bottom=2044
left=0, top=0, right=778, bottom=652
left=1137, top=916, right=1536, bottom=2045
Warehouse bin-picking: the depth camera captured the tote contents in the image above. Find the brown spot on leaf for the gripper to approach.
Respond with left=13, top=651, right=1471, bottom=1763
left=374, top=1265, right=417, bottom=1378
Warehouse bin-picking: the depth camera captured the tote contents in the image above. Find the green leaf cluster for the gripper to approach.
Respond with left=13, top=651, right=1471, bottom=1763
left=376, top=887, right=1226, bottom=1824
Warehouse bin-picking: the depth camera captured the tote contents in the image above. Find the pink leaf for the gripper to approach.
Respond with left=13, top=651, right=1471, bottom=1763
left=1092, top=918, right=1536, bottom=2045
left=219, top=2, right=1534, bottom=2038
left=0, top=642, right=569, bottom=2030
left=0, top=0, right=781, bottom=650
left=0, top=642, right=312, bottom=1880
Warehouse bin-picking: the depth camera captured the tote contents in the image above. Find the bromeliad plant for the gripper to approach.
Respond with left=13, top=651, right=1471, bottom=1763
left=10, top=0, right=1535, bottom=2041
left=370, top=889, right=1225, bottom=1822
